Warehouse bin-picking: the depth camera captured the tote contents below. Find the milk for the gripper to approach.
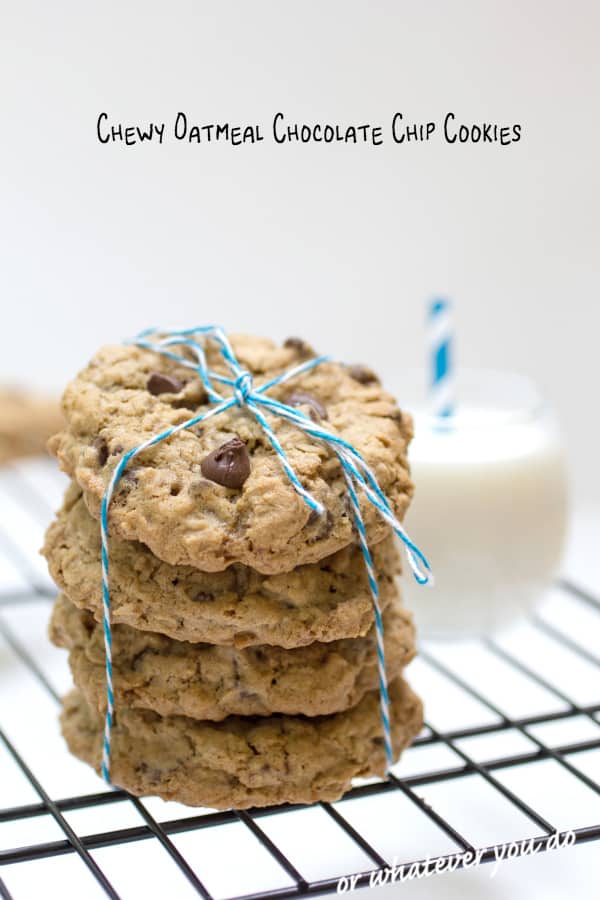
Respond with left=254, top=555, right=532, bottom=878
left=400, top=379, right=568, bottom=637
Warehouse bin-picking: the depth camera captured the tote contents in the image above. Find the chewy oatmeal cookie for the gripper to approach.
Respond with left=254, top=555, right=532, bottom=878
left=47, top=334, right=413, bottom=573
left=61, top=677, right=423, bottom=808
left=43, top=484, right=402, bottom=648
left=50, top=593, right=416, bottom=720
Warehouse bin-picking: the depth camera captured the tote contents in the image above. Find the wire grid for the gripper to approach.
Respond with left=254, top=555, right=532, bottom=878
left=0, top=459, right=599, bottom=899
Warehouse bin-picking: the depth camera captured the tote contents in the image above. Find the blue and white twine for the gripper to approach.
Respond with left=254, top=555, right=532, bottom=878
left=100, top=326, right=432, bottom=782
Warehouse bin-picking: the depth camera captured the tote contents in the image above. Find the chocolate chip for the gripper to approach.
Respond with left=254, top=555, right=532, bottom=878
left=307, top=509, right=334, bottom=544
left=171, top=384, right=208, bottom=410
left=200, top=437, right=251, bottom=489
left=93, top=437, right=108, bottom=466
left=284, top=336, right=313, bottom=358
left=192, top=591, right=214, bottom=603
left=287, top=390, right=328, bottom=422
left=131, top=649, right=148, bottom=671
left=171, top=397, right=202, bottom=411
left=348, top=365, right=380, bottom=385
left=147, top=372, right=184, bottom=395
left=307, top=507, right=321, bottom=526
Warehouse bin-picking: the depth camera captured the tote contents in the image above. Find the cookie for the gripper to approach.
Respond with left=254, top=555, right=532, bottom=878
left=47, top=335, right=413, bottom=573
left=43, top=484, right=402, bottom=648
left=60, top=677, right=423, bottom=808
left=50, top=593, right=416, bottom=720
left=0, top=387, right=64, bottom=464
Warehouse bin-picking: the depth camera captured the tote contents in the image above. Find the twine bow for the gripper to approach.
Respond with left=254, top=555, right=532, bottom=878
left=100, top=326, right=432, bottom=782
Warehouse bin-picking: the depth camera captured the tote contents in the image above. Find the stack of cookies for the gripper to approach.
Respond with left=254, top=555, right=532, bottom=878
left=42, top=333, right=423, bottom=809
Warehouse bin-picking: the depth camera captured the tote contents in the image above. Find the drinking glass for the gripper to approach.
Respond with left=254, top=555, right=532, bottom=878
left=395, top=370, right=568, bottom=638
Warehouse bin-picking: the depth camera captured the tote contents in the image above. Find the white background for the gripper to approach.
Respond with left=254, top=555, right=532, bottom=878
left=1, top=4, right=599, bottom=899
left=1, top=0, right=599, bottom=505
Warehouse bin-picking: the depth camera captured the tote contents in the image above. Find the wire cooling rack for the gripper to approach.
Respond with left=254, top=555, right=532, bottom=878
left=0, top=459, right=599, bottom=900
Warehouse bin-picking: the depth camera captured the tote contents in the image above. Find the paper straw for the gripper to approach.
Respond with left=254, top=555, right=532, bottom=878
left=429, top=299, right=454, bottom=417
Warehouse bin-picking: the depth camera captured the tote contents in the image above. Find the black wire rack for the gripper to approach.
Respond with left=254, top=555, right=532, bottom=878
left=0, top=459, right=599, bottom=899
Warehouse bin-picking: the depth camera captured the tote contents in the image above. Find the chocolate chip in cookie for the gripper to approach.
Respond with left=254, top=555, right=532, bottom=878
left=348, top=365, right=380, bottom=386
left=92, top=437, right=108, bottom=466
left=287, top=391, right=328, bottom=422
left=147, top=372, right=184, bottom=395
left=307, top=509, right=334, bottom=544
left=201, top=437, right=251, bottom=489
left=120, top=467, right=139, bottom=487
left=283, top=336, right=314, bottom=358
left=171, top=397, right=201, bottom=411
left=48, top=336, right=411, bottom=573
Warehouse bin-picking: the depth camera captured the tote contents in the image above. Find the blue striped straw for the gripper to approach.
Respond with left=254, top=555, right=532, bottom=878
left=429, top=299, right=454, bottom=418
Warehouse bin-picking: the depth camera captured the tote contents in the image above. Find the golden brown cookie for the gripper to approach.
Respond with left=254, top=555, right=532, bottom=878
left=60, top=677, right=423, bottom=808
left=0, top=387, right=63, bottom=464
left=48, top=335, right=413, bottom=573
left=43, top=484, right=402, bottom=648
left=50, top=593, right=416, bottom=720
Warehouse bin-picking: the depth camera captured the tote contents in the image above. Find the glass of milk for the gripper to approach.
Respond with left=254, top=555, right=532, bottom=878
left=398, top=370, right=568, bottom=638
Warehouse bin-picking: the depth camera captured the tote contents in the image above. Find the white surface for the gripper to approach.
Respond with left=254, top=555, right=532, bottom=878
left=1, top=1, right=599, bottom=507
left=0, top=458, right=598, bottom=899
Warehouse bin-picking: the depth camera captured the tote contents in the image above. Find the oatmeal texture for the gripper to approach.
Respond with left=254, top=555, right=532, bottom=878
left=43, top=484, right=403, bottom=648
left=61, top=678, right=423, bottom=808
left=48, top=335, right=414, bottom=573
left=50, top=593, right=416, bottom=720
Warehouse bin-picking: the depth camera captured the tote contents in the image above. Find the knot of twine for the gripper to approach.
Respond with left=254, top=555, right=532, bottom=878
left=233, top=371, right=254, bottom=407
left=99, top=326, right=432, bottom=782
